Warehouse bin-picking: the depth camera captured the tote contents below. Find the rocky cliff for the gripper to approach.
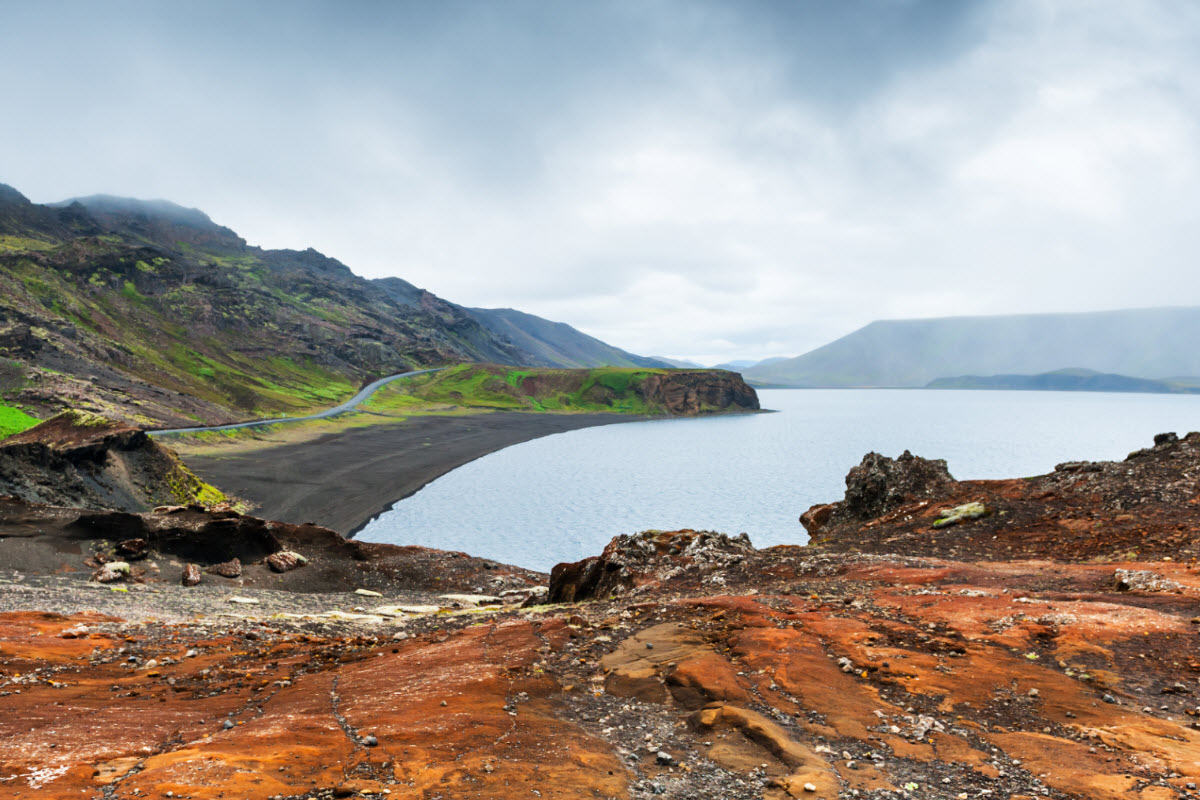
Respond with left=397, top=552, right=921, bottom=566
left=639, top=369, right=760, bottom=415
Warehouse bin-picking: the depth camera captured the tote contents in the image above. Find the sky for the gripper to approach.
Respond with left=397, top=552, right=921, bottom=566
left=3, top=0, right=1199, bottom=364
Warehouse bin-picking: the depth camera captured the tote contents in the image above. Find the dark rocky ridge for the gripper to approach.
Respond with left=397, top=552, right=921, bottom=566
left=466, top=306, right=669, bottom=369
left=800, top=450, right=955, bottom=533
left=801, top=431, right=1200, bottom=563
left=0, top=497, right=540, bottom=594
left=926, top=367, right=1199, bottom=394
left=0, top=410, right=222, bottom=511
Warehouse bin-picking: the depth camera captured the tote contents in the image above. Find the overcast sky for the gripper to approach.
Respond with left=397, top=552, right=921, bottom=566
left=3, top=1, right=1198, bottom=363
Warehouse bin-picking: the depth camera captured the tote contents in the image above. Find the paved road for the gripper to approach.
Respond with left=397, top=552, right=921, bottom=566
left=149, top=368, right=443, bottom=436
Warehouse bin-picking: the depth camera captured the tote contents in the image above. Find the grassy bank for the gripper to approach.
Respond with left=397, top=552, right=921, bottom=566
left=0, top=403, right=39, bottom=440
left=364, top=364, right=672, bottom=415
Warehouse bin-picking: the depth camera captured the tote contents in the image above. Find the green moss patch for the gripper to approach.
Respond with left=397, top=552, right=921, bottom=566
left=0, top=404, right=39, bottom=440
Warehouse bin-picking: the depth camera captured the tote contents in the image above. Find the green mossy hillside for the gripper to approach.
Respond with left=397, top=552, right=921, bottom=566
left=365, top=363, right=716, bottom=416
left=0, top=190, right=534, bottom=427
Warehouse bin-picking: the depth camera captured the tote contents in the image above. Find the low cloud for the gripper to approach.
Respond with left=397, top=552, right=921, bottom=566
left=2, top=0, right=1197, bottom=362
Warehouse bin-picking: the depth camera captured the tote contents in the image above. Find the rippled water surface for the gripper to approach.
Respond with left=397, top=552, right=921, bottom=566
left=358, top=389, right=1200, bottom=571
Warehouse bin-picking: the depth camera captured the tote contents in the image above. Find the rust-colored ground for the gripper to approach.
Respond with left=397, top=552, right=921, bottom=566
left=2, top=435, right=1200, bottom=798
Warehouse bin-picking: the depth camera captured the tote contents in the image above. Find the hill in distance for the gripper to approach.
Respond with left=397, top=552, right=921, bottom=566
left=711, top=355, right=791, bottom=371
left=651, top=357, right=704, bottom=369
left=927, top=367, right=1200, bottom=394
left=744, top=308, right=1200, bottom=388
left=0, top=184, right=669, bottom=427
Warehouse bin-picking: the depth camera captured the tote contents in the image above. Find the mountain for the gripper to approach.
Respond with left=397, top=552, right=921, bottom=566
left=0, top=184, right=664, bottom=426
left=465, top=307, right=670, bottom=369
left=926, top=368, right=1200, bottom=394
left=711, top=356, right=790, bottom=371
left=373, top=281, right=670, bottom=369
left=650, top=357, right=702, bottom=368
left=744, top=308, right=1200, bottom=388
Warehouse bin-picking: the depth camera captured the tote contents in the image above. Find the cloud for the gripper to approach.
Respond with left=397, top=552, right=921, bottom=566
left=2, top=0, right=1198, bottom=362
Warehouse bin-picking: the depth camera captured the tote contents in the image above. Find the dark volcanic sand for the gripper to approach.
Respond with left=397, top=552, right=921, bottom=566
left=179, top=412, right=637, bottom=535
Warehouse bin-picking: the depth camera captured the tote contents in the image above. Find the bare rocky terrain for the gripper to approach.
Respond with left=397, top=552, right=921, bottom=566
left=1, top=434, right=1199, bottom=799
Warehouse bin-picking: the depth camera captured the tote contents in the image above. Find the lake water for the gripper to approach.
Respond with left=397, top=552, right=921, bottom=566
left=357, top=390, right=1200, bottom=571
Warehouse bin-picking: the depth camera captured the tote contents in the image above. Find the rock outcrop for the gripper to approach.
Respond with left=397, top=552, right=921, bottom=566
left=638, top=370, right=760, bottom=415
left=549, top=529, right=755, bottom=602
left=803, top=432, right=1200, bottom=562
left=801, top=449, right=955, bottom=536
left=0, top=410, right=225, bottom=511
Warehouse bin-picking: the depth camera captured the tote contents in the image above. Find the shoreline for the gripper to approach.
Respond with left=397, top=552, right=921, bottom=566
left=178, top=411, right=644, bottom=536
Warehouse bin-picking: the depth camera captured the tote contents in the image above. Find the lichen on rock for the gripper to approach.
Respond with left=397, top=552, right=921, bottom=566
left=932, top=501, right=988, bottom=528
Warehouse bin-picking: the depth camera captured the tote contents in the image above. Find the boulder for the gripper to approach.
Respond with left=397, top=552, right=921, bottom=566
left=92, top=561, right=131, bottom=583
left=840, top=450, right=955, bottom=521
left=1113, top=569, right=1182, bottom=593
left=266, top=551, right=307, bottom=573
left=932, top=502, right=988, bottom=529
left=799, top=503, right=835, bottom=534
left=205, top=558, right=242, bottom=578
left=549, top=529, right=754, bottom=603
left=181, top=563, right=201, bottom=587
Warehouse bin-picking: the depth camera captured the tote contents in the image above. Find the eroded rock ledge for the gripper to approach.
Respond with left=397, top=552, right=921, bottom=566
left=2, top=433, right=1200, bottom=799
left=0, top=410, right=223, bottom=511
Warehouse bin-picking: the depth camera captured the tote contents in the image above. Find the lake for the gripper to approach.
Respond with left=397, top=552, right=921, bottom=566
left=356, top=389, right=1200, bottom=571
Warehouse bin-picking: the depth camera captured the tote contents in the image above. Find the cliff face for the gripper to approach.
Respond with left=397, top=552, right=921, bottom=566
left=638, top=369, right=760, bottom=415
left=4, top=433, right=1200, bottom=799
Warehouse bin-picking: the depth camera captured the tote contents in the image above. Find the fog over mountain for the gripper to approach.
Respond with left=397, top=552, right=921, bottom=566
left=3, top=1, right=1199, bottom=362
left=744, top=308, right=1200, bottom=388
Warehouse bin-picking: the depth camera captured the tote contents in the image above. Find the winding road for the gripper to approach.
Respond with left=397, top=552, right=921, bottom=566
left=148, top=368, right=444, bottom=436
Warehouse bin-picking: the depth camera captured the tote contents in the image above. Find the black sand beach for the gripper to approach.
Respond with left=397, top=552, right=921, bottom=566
left=179, top=412, right=637, bottom=535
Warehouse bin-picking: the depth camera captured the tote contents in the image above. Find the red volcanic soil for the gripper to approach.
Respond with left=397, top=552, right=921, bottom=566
left=2, top=433, right=1200, bottom=799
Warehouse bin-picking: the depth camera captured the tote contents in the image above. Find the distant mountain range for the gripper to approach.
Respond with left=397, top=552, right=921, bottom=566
left=712, top=356, right=790, bottom=371
left=926, top=368, right=1200, bottom=394
left=743, top=309, right=1200, bottom=388
left=0, top=184, right=668, bottom=426
left=653, top=357, right=705, bottom=369
left=652, top=356, right=791, bottom=371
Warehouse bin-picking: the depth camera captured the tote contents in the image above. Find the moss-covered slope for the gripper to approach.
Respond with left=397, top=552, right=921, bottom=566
left=0, top=187, right=535, bottom=427
left=366, top=364, right=760, bottom=416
